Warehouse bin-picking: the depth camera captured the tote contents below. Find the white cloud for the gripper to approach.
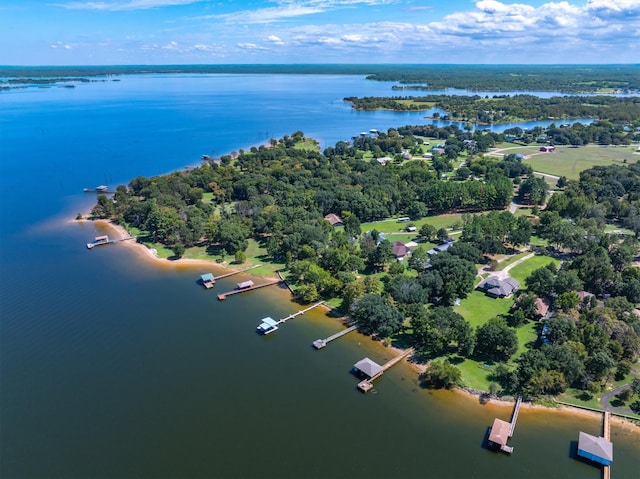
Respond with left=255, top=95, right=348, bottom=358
left=55, top=0, right=203, bottom=11
left=266, top=35, right=285, bottom=45
left=237, top=42, right=268, bottom=50
left=203, top=5, right=323, bottom=24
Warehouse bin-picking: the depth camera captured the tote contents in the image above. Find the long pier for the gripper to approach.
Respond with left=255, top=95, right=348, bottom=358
left=275, top=302, right=324, bottom=325
left=214, top=265, right=261, bottom=281
left=357, top=347, right=414, bottom=393
left=313, top=325, right=358, bottom=349
left=217, top=279, right=282, bottom=300
left=603, top=411, right=611, bottom=479
left=509, top=396, right=522, bottom=437
left=87, top=236, right=135, bottom=249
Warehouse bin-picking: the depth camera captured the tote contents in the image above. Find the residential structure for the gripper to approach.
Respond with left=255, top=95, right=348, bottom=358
left=477, top=277, right=520, bottom=298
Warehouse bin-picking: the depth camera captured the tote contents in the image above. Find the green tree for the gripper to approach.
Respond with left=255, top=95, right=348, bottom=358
left=422, top=359, right=462, bottom=389
left=234, top=250, right=247, bottom=264
left=418, top=223, right=437, bottom=242
left=475, top=317, right=518, bottom=361
left=350, top=294, right=404, bottom=337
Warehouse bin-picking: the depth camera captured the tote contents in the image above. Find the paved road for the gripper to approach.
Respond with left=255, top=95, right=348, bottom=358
left=601, top=384, right=634, bottom=414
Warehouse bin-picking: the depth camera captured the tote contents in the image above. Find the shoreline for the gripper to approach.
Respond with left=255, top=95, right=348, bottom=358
left=75, top=216, right=639, bottom=430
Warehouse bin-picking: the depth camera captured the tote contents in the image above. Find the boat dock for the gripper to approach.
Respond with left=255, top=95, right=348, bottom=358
left=199, top=265, right=261, bottom=289
left=354, top=347, right=414, bottom=393
left=313, top=325, right=358, bottom=349
left=86, top=235, right=135, bottom=249
left=488, top=396, right=522, bottom=454
left=217, top=279, right=282, bottom=300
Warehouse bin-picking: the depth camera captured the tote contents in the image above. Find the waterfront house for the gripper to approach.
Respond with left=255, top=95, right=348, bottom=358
left=535, top=297, right=551, bottom=318
left=477, top=277, right=519, bottom=298
left=577, top=432, right=613, bottom=466
left=324, top=213, right=344, bottom=227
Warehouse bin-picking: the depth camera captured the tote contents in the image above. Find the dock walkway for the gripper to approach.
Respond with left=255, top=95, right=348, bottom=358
left=313, top=325, right=358, bottom=349
left=217, top=279, right=281, bottom=300
left=275, top=302, right=324, bottom=326
left=357, top=347, right=414, bottom=393
left=509, top=396, right=522, bottom=437
left=603, top=411, right=611, bottom=479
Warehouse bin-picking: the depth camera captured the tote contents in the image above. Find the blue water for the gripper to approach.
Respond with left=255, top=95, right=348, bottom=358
left=1, top=74, right=638, bottom=478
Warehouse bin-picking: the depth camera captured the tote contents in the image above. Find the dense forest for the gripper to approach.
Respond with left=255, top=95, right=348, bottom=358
left=91, top=124, right=640, bottom=404
left=346, top=94, right=640, bottom=124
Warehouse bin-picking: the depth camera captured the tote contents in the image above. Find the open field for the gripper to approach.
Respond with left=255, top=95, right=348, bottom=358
left=508, top=254, right=561, bottom=285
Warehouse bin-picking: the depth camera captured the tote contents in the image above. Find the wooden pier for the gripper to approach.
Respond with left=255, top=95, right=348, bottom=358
left=603, top=411, right=611, bottom=479
left=509, top=396, right=522, bottom=437
left=86, top=235, right=135, bottom=249
left=356, top=347, right=414, bottom=393
left=274, top=302, right=324, bottom=326
left=200, top=265, right=261, bottom=289
left=313, top=325, right=358, bottom=349
left=217, top=279, right=282, bottom=300
left=488, top=396, right=522, bottom=454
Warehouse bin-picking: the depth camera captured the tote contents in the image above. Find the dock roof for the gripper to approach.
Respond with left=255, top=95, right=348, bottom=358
left=577, top=432, right=613, bottom=465
left=488, top=418, right=511, bottom=446
left=260, top=317, right=278, bottom=327
left=354, top=357, right=384, bottom=378
left=200, top=273, right=214, bottom=282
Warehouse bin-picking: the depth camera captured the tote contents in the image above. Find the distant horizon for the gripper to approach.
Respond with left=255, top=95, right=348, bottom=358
left=2, top=1, right=639, bottom=65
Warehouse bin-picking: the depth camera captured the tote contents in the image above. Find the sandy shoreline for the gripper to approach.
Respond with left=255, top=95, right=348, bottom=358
left=75, top=216, right=638, bottom=430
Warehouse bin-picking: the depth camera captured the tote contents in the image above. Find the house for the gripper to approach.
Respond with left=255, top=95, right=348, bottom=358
left=422, top=152, right=433, bottom=159
left=477, top=277, right=520, bottom=298
left=576, top=290, right=595, bottom=301
left=514, top=153, right=525, bottom=161
left=392, top=241, right=410, bottom=259
left=324, top=213, right=344, bottom=227
left=376, top=156, right=392, bottom=165
left=577, top=431, right=613, bottom=466
left=431, top=147, right=446, bottom=155
left=539, top=145, right=556, bottom=152
left=434, top=240, right=454, bottom=253
left=535, top=297, right=551, bottom=318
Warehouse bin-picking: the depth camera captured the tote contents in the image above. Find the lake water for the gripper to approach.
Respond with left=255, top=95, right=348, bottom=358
left=1, top=73, right=638, bottom=478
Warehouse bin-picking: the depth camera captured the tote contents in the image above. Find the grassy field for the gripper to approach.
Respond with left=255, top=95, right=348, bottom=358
left=454, top=290, right=513, bottom=328
left=361, top=213, right=464, bottom=235
left=525, top=145, right=637, bottom=179
left=508, top=254, right=561, bottom=285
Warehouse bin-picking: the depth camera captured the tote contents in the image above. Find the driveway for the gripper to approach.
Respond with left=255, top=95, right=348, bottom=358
left=601, top=384, right=634, bottom=415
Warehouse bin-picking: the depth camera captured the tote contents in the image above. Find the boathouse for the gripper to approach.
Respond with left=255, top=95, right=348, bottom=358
left=257, top=317, right=279, bottom=335
left=200, top=273, right=215, bottom=289
left=488, top=418, right=512, bottom=452
left=237, top=280, right=254, bottom=289
left=353, top=358, right=384, bottom=379
left=577, top=432, right=613, bottom=466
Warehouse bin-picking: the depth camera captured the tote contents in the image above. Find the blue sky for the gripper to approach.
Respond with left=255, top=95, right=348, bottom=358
left=1, top=0, right=639, bottom=65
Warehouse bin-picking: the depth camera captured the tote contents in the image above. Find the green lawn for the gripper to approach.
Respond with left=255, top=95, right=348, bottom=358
left=361, top=213, right=464, bottom=236
left=455, top=358, right=494, bottom=391
left=454, top=290, right=514, bottom=328
left=508, top=254, right=561, bottom=285
left=514, top=321, right=539, bottom=357
left=524, top=145, right=636, bottom=179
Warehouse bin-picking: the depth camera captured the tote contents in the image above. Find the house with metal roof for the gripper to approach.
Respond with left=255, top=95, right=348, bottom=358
left=353, top=358, right=384, bottom=378
left=477, top=277, right=520, bottom=298
left=577, top=431, right=613, bottom=466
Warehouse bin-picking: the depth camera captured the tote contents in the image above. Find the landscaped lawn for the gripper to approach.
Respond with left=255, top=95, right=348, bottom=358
left=454, top=357, right=494, bottom=391
left=454, top=290, right=514, bottom=328
left=508, top=254, right=561, bottom=285
left=361, top=213, right=464, bottom=236
left=514, top=321, right=539, bottom=357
